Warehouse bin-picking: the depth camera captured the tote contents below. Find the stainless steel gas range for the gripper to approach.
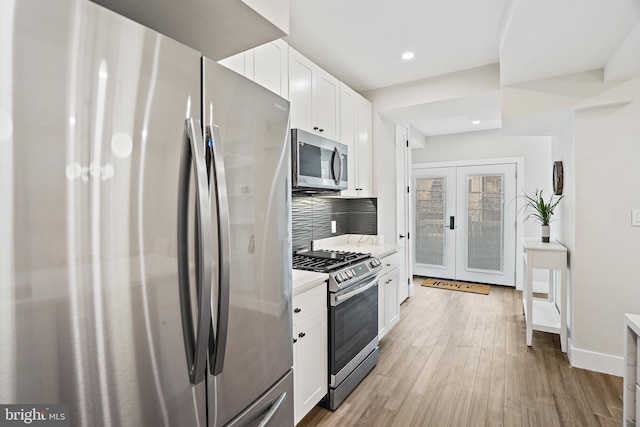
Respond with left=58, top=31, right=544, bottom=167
left=292, top=249, right=382, bottom=410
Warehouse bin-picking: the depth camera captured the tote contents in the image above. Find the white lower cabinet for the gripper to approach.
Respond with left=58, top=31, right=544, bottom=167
left=292, top=283, right=327, bottom=425
left=378, top=252, right=400, bottom=339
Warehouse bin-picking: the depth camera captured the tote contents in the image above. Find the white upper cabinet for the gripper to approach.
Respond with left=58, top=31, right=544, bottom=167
left=340, top=83, right=374, bottom=197
left=218, top=39, right=289, bottom=99
left=289, top=48, right=340, bottom=141
left=253, top=39, right=289, bottom=99
left=217, top=51, right=251, bottom=77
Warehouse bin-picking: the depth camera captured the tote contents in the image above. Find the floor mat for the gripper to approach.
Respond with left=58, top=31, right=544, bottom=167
left=419, top=277, right=491, bottom=295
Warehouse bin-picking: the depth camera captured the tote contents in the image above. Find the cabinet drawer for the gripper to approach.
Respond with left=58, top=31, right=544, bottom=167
left=292, top=282, right=327, bottom=322
left=379, top=252, right=400, bottom=277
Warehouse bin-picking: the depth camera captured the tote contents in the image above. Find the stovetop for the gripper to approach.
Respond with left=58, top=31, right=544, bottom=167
left=292, top=250, right=371, bottom=273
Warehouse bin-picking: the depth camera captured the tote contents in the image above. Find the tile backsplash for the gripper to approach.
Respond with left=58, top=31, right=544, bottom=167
left=292, top=196, right=377, bottom=252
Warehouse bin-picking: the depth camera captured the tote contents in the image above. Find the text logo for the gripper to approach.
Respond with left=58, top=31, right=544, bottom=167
left=0, top=405, right=69, bottom=427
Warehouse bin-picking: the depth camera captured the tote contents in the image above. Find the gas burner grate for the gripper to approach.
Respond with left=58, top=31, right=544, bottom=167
left=292, top=250, right=371, bottom=273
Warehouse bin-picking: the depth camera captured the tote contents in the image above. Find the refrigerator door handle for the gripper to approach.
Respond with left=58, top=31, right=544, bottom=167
left=257, top=392, right=287, bottom=427
left=177, top=118, right=213, bottom=385
left=206, top=124, right=231, bottom=376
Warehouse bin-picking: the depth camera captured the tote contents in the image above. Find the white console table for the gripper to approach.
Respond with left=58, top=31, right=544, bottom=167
left=522, top=238, right=568, bottom=352
left=624, top=314, right=640, bottom=426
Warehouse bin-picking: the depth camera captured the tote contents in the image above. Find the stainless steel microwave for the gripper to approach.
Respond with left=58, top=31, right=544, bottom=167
left=291, top=128, right=348, bottom=192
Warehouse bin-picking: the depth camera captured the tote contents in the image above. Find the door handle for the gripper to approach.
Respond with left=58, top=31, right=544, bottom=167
left=448, top=216, right=455, bottom=230
left=399, top=234, right=405, bottom=239
left=331, top=147, right=343, bottom=184
left=257, top=392, right=287, bottom=427
left=206, top=125, right=231, bottom=376
left=177, top=118, right=213, bottom=385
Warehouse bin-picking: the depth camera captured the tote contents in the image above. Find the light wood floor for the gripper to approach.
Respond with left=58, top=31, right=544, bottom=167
left=298, top=278, right=623, bottom=427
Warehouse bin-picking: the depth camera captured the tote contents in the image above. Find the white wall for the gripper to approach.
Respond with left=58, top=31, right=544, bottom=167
left=412, top=129, right=553, bottom=289
left=368, top=60, right=640, bottom=376
left=503, top=71, right=640, bottom=375
left=550, top=116, right=575, bottom=335
left=570, top=75, right=640, bottom=373
left=364, top=65, right=501, bottom=255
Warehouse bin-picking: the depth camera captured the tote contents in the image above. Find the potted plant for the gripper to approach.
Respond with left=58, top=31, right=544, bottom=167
left=520, top=189, right=563, bottom=242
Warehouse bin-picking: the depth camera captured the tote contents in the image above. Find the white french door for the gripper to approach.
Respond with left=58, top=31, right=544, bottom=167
left=413, top=164, right=517, bottom=286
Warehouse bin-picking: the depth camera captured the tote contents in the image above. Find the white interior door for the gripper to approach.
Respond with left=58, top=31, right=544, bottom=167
left=413, top=164, right=517, bottom=286
left=455, top=164, right=516, bottom=285
left=413, top=167, right=457, bottom=279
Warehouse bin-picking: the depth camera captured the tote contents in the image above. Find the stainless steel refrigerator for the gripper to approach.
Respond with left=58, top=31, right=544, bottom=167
left=0, top=0, right=294, bottom=426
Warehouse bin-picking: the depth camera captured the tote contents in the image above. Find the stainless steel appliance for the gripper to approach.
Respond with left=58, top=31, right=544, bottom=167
left=292, top=250, right=382, bottom=410
left=291, top=128, right=348, bottom=192
left=0, top=1, right=293, bottom=426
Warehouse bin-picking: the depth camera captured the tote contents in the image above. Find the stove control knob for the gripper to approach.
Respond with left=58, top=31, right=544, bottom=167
left=341, top=272, right=348, bottom=281
left=335, top=275, right=343, bottom=283
left=349, top=269, right=355, bottom=278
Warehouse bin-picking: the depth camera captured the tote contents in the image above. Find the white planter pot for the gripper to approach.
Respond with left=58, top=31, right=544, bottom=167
left=541, top=225, right=550, bottom=243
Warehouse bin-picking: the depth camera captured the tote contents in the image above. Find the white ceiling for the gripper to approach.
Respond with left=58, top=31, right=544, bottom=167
left=381, top=91, right=502, bottom=137
left=285, top=0, right=640, bottom=137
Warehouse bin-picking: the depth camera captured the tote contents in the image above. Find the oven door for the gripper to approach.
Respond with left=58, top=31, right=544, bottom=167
left=329, top=275, right=379, bottom=387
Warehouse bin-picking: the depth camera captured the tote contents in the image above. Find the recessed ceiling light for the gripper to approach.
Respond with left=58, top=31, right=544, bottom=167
left=401, top=52, right=415, bottom=60
left=472, top=120, right=481, bottom=125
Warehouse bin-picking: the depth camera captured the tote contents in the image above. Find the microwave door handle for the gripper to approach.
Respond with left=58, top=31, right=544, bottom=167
left=336, top=147, right=344, bottom=183
left=331, top=147, right=342, bottom=185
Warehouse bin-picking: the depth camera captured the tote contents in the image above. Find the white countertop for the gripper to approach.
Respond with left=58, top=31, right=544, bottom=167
left=292, top=269, right=329, bottom=296
left=311, top=234, right=399, bottom=259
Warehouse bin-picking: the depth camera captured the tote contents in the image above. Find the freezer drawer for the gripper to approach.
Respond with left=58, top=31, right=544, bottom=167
left=225, top=370, right=294, bottom=427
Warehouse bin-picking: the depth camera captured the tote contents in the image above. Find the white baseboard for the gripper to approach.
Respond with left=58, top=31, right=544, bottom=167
left=568, top=338, right=624, bottom=377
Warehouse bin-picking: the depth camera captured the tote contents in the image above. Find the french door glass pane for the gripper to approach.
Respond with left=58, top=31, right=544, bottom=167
left=467, top=175, right=503, bottom=272
left=415, top=178, right=445, bottom=266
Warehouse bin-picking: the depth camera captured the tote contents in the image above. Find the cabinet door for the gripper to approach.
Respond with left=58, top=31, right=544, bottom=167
left=385, top=270, right=400, bottom=331
left=293, top=309, right=328, bottom=425
left=218, top=50, right=251, bottom=77
left=355, top=96, right=373, bottom=196
left=289, top=48, right=314, bottom=132
left=314, top=68, right=340, bottom=141
left=253, top=39, right=288, bottom=98
left=339, top=83, right=358, bottom=197
left=378, top=273, right=387, bottom=338
left=378, top=269, right=400, bottom=340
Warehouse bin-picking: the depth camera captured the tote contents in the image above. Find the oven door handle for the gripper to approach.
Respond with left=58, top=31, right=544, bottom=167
left=333, top=276, right=378, bottom=306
